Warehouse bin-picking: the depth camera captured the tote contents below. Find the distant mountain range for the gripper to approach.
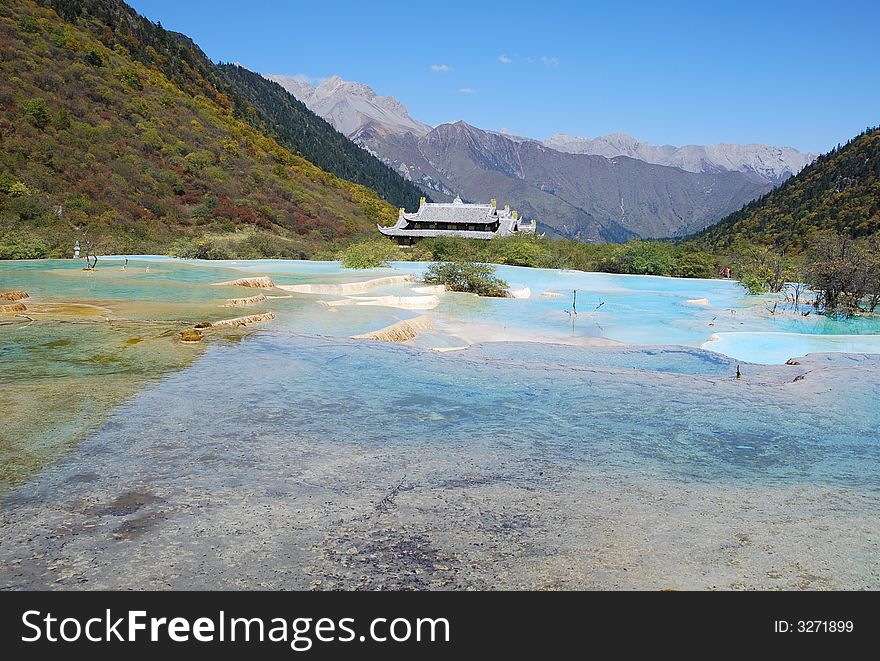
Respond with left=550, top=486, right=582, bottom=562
left=544, top=133, right=817, bottom=185
left=267, top=74, right=816, bottom=240
left=375, top=121, right=779, bottom=241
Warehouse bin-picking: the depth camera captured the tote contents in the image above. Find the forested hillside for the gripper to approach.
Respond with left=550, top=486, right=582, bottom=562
left=0, top=0, right=402, bottom=257
left=38, top=0, right=425, bottom=210
left=696, top=127, right=880, bottom=252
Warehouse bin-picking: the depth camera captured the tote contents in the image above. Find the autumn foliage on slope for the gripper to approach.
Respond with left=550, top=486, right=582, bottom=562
left=0, top=0, right=398, bottom=257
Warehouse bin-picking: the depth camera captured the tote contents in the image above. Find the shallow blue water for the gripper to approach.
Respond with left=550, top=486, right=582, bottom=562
left=0, top=258, right=243, bottom=304
left=3, top=258, right=880, bottom=590
left=462, top=342, right=738, bottom=376
left=54, top=332, right=879, bottom=490
left=4, top=258, right=880, bottom=363
left=705, top=332, right=880, bottom=365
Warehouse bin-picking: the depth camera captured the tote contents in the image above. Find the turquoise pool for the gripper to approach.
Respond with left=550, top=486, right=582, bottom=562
left=8, top=256, right=879, bottom=363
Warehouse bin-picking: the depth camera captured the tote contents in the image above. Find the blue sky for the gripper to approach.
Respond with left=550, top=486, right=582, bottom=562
left=127, top=0, right=878, bottom=153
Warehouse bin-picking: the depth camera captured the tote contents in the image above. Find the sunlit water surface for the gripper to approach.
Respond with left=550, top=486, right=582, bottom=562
left=1, top=258, right=878, bottom=589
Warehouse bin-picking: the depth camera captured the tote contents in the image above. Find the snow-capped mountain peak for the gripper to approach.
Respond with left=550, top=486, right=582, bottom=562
left=544, top=133, right=817, bottom=183
left=264, top=74, right=431, bottom=138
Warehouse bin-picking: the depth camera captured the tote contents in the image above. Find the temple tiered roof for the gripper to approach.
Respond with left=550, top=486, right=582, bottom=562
left=378, top=196, right=536, bottom=245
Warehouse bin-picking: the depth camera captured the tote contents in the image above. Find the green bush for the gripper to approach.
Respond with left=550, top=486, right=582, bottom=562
left=84, top=49, right=103, bottom=67
left=7, top=181, right=32, bottom=198
left=602, top=240, right=676, bottom=276
left=418, top=236, right=478, bottom=262
left=672, top=250, right=717, bottom=278
left=167, top=237, right=200, bottom=259
left=53, top=109, right=71, bottom=130
left=16, top=16, right=40, bottom=34
left=727, top=240, right=794, bottom=293
left=236, top=233, right=287, bottom=259
left=119, top=68, right=144, bottom=91
left=200, top=239, right=230, bottom=260
left=423, top=261, right=509, bottom=297
left=22, top=98, right=51, bottom=130
left=738, top=272, right=771, bottom=295
left=486, top=235, right=557, bottom=268
left=0, top=237, right=50, bottom=260
left=183, top=151, right=213, bottom=176
left=0, top=173, right=28, bottom=196
left=340, top=240, right=402, bottom=269
left=167, top=237, right=229, bottom=260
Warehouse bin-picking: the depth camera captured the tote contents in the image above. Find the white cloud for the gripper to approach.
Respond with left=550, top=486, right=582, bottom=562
left=431, top=64, right=452, bottom=72
left=497, top=54, right=513, bottom=64
left=457, top=87, right=476, bottom=94
left=541, top=56, right=560, bottom=68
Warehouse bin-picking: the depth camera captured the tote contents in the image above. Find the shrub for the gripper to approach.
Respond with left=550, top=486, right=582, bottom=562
left=340, top=240, right=402, bottom=269
left=7, top=181, right=31, bottom=198
left=806, top=231, right=880, bottom=315
left=53, top=110, right=71, bottom=130
left=167, top=237, right=229, bottom=260
left=167, top=237, right=200, bottom=259
left=119, top=68, right=143, bottom=91
left=487, top=236, right=556, bottom=268
left=183, top=151, right=213, bottom=175
left=419, top=236, right=478, bottom=262
left=0, top=173, right=23, bottom=195
left=602, top=240, right=676, bottom=276
left=22, top=98, right=51, bottom=129
left=197, top=239, right=230, bottom=260
left=16, top=16, right=40, bottom=33
left=672, top=250, right=717, bottom=278
left=0, top=237, right=50, bottom=260
left=84, top=49, right=103, bottom=67
left=198, top=239, right=231, bottom=259
left=738, top=272, right=771, bottom=295
left=236, top=233, right=278, bottom=259
left=729, top=240, right=792, bottom=293
left=191, top=195, right=217, bottom=220
left=423, top=261, right=509, bottom=297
